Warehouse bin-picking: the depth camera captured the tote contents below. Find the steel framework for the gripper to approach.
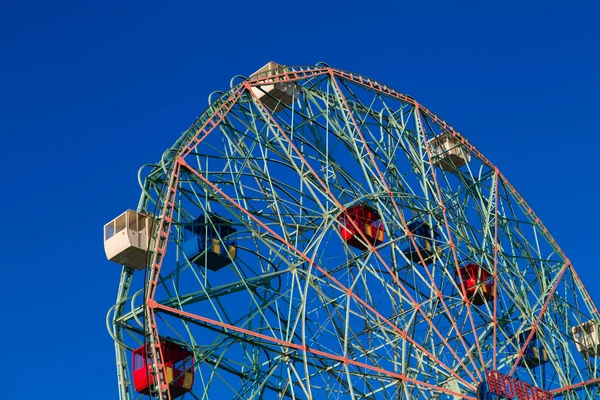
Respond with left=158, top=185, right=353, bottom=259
left=107, top=64, right=600, bottom=399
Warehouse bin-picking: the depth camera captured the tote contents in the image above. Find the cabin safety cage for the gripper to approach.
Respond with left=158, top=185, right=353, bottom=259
left=104, top=210, right=151, bottom=270
left=105, top=62, right=600, bottom=400
left=132, top=341, right=194, bottom=398
left=428, top=131, right=471, bottom=172
left=454, top=263, right=495, bottom=307
left=401, top=220, right=440, bottom=266
left=338, top=203, right=385, bottom=250
left=572, top=321, right=600, bottom=358
left=517, top=329, right=550, bottom=368
left=181, top=213, right=237, bottom=271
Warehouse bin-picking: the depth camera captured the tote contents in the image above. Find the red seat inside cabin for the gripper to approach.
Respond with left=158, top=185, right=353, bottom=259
left=132, top=341, right=194, bottom=398
left=339, top=204, right=384, bottom=250
left=455, top=263, right=494, bottom=306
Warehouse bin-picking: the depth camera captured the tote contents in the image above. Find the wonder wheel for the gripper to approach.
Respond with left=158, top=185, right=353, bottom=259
left=105, top=62, right=600, bottom=399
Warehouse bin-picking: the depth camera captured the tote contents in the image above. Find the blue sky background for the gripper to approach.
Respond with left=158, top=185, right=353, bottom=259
left=1, top=0, right=598, bottom=398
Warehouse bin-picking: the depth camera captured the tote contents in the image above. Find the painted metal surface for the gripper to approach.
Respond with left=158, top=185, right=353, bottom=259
left=107, top=64, right=600, bottom=399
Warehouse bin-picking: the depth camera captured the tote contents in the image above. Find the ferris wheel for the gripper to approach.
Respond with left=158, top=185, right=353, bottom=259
left=105, top=62, right=600, bottom=400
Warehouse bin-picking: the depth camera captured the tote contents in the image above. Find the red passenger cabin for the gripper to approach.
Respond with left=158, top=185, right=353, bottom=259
left=339, top=204, right=384, bottom=250
left=455, top=263, right=494, bottom=306
left=132, top=341, right=194, bottom=398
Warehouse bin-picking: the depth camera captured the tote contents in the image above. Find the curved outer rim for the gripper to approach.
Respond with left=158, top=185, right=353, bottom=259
left=110, top=64, right=600, bottom=400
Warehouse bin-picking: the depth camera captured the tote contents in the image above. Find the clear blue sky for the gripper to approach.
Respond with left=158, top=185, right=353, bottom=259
left=1, top=1, right=598, bottom=398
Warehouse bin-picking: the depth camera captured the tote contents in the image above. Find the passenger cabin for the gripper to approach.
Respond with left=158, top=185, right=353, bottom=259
left=428, top=132, right=471, bottom=172
left=455, top=263, right=494, bottom=306
left=104, top=210, right=152, bottom=270
left=517, top=329, right=549, bottom=367
left=249, top=61, right=299, bottom=112
left=572, top=321, right=600, bottom=358
left=442, top=378, right=462, bottom=400
left=181, top=214, right=237, bottom=271
left=132, top=341, right=194, bottom=398
left=402, top=220, right=439, bottom=265
left=339, top=204, right=384, bottom=251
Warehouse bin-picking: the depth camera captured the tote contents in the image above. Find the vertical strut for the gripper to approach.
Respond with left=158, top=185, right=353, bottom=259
left=145, top=160, right=183, bottom=400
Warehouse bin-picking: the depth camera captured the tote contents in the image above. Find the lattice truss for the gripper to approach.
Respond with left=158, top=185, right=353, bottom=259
left=107, top=65, right=600, bottom=400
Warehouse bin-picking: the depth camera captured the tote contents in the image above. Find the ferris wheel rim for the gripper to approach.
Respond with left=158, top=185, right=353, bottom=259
left=108, top=62, right=600, bottom=400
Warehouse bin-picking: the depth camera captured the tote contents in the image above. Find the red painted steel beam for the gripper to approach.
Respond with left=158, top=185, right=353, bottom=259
left=151, top=301, right=476, bottom=399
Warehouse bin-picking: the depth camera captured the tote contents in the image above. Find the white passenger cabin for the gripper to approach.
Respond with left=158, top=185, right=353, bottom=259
left=441, top=378, right=462, bottom=400
left=572, top=321, right=600, bottom=357
left=428, top=132, right=471, bottom=172
left=104, top=210, right=151, bottom=270
left=250, top=61, right=299, bottom=112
